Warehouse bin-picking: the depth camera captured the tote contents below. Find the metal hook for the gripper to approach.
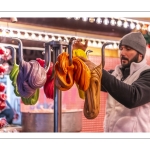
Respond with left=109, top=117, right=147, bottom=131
left=68, top=37, right=76, bottom=65
left=44, top=44, right=51, bottom=73
left=101, top=42, right=113, bottom=68
left=12, top=37, right=23, bottom=64
left=5, top=46, right=17, bottom=65
left=86, top=50, right=93, bottom=59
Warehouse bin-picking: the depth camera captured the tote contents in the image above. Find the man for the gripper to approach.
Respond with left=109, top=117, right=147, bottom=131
left=80, top=32, right=150, bottom=132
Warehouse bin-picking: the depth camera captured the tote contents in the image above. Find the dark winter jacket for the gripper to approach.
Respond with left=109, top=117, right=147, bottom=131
left=101, top=65, right=150, bottom=108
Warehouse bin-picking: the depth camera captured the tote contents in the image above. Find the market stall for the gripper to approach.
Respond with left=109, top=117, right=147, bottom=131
left=0, top=17, right=150, bottom=132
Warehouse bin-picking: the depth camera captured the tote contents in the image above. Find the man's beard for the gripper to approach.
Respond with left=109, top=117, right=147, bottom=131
left=121, top=53, right=139, bottom=69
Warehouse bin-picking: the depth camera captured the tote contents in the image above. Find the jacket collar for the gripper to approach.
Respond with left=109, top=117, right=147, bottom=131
left=114, top=58, right=147, bottom=78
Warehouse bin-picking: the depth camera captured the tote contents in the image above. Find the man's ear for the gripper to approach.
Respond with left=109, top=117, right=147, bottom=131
left=138, top=53, right=144, bottom=62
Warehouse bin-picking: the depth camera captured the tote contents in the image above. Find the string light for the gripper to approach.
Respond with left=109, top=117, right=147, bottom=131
left=88, top=41, right=93, bottom=47
left=45, top=35, right=49, bottom=41
left=98, top=42, right=102, bottom=48
left=130, top=22, right=135, bottom=29
left=2, top=29, right=6, bottom=36
left=1, top=17, right=150, bottom=50
left=92, top=41, right=97, bottom=47
left=103, top=18, right=109, bottom=25
left=31, top=33, right=36, bottom=39
left=51, top=36, right=55, bottom=40
left=110, top=18, right=116, bottom=26
left=74, top=17, right=80, bottom=20
left=82, top=17, right=88, bottom=22
left=24, top=32, right=29, bottom=38
left=1, top=22, right=142, bottom=50
left=64, top=37, right=69, bottom=42
left=9, top=30, right=14, bottom=37
left=67, top=17, right=150, bottom=34
left=17, top=31, right=21, bottom=38
left=89, top=18, right=95, bottom=23
left=113, top=43, right=118, bottom=49
left=136, top=23, right=141, bottom=30
left=123, top=21, right=129, bottom=28
left=96, top=18, right=102, bottom=24
left=108, top=44, right=113, bottom=49
left=0, top=27, right=120, bottom=49
left=117, top=19, right=122, bottom=27
left=57, top=36, right=61, bottom=41
left=38, top=34, right=42, bottom=40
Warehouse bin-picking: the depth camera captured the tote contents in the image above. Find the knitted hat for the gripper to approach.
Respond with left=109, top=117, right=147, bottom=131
left=119, top=32, right=146, bottom=56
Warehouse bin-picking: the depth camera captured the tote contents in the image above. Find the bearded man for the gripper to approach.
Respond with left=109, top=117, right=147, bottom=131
left=80, top=32, right=150, bottom=132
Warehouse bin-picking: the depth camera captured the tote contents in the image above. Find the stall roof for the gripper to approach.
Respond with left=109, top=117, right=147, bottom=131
left=0, top=17, right=149, bottom=63
left=0, top=17, right=149, bottom=47
left=0, top=17, right=132, bottom=38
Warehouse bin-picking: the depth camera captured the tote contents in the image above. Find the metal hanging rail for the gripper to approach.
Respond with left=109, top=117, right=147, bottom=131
left=44, top=39, right=75, bottom=132
left=9, top=37, right=114, bottom=132
left=5, top=46, right=17, bottom=65
left=101, top=42, right=113, bottom=68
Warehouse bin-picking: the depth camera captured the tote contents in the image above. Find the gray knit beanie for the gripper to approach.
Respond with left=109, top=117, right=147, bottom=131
left=119, top=32, right=146, bottom=56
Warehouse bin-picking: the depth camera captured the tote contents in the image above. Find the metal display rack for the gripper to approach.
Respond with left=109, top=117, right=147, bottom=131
left=8, top=37, right=113, bottom=132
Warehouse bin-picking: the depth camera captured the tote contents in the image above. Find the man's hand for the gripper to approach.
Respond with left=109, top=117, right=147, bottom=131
left=78, top=56, right=97, bottom=70
left=72, top=39, right=88, bottom=51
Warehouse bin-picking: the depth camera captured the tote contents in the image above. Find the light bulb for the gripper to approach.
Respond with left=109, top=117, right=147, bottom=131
left=2, top=29, right=6, bottom=36
left=136, top=23, right=141, bottom=30
left=93, top=41, right=97, bottom=47
left=38, top=35, right=42, bottom=40
left=106, top=45, right=109, bottom=49
left=74, top=17, right=80, bottom=20
left=89, top=18, right=95, bottom=23
left=98, top=42, right=102, bottom=48
left=17, top=31, right=21, bottom=38
left=58, top=37, right=61, bottom=41
left=130, top=22, right=135, bottom=29
left=88, top=41, right=92, bottom=47
left=110, top=18, right=116, bottom=26
left=82, top=17, right=88, bottom=22
left=123, top=21, right=129, bottom=28
left=24, top=32, right=29, bottom=38
left=45, top=35, right=49, bottom=41
left=113, top=43, right=118, bottom=49
left=64, top=37, right=69, bottom=42
left=9, top=30, right=14, bottom=37
left=5, top=29, right=10, bottom=34
left=31, top=33, right=36, bottom=39
left=108, top=44, right=113, bottom=49
left=51, top=36, right=55, bottom=40
left=96, top=18, right=102, bottom=24
left=103, top=18, right=109, bottom=25
left=117, top=20, right=122, bottom=27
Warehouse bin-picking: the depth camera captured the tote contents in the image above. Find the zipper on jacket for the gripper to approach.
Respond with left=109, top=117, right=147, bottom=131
left=108, top=105, right=116, bottom=132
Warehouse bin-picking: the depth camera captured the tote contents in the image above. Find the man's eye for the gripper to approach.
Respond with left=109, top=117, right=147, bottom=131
left=126, top=47, right=131, bottom=50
